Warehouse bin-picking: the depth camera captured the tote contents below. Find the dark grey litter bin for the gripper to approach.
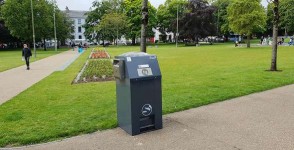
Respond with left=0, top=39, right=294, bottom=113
left=113, top=52, right=162, bottom=136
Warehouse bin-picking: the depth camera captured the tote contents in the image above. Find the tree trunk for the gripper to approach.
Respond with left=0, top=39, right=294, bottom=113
left=140, top=0, right=148, bottom=53
left=247, top=34, right=250, bottom=48
left=43, top=39, right=47, bottom=51
left=132, top=36, right=136, bottom=45
left=195, top=36, right=199, bottom=44
left=270, top=0, right=279, bottom=71
left=102, top=35, right=105, bottom=46
left=116, top=29, right=119, bottom=46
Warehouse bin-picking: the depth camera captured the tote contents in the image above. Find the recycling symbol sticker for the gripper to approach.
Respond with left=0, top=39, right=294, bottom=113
left=142, top=104, right=152, bottom=116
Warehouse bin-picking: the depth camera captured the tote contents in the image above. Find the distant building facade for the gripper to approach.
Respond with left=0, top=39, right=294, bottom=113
left=64, top=7, right=88, bottom=45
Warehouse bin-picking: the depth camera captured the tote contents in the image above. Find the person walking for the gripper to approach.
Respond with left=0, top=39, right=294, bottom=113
left=22, top=44, right=32, bottom=70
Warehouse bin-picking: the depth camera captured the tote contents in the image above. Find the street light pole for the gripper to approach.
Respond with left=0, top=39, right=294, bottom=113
left=30, top=0, right=36, bottom=58
left=217, top=8, right=220, bottom=36
left=176, top=5, right=179, bottom=48
left=53, top=0, right=57, bottom=51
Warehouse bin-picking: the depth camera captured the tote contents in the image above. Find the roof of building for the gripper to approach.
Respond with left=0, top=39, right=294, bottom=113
left=64, top=7, right=88, bottom=19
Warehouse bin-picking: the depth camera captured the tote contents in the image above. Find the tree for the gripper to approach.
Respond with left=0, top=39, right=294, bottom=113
left=267, top=0, right=279, bottom=71
left=0, top=0, right=71, bottom=49
left=227, top=0, right=266, bottom=48
left=95, top=12, right=129, bottom=45
left=0, top=0, right=19, bottom=44
left=1, top=0, right=54, bottom=43
left=157, top=0, right=188, bottom=41
left=178, top=0, right=216, bottom=43
left=279, top=0, right=294, bottom=35
left=123, top=0, right=157, bottom=45
left=0, top=20, right=21, bottom=46
left=56, top=10, right=74, bottom=46
left=84, top=0, right=123, bottom=43
left=212, top=0, right=232, bottom=36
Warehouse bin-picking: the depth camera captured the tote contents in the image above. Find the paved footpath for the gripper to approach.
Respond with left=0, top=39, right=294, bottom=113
left=7, top=84, right=294, bottom=150
left=0, top=50, right=81, bottom=105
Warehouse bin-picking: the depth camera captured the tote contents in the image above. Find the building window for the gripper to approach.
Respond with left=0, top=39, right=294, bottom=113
left=78, top=19, right=81, bottom=24
left=78, top=27, right=82, bottom=33
left=79, top=35, right=82, bottom=39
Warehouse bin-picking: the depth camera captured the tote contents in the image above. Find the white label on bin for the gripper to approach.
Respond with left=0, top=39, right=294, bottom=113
left=127, top=57, right=132, bottom=62
left=138, top=64, right=149, bottom=68
left=142, top=104, right=152, bottom=116
left=137, top=68, right=153, bottom=77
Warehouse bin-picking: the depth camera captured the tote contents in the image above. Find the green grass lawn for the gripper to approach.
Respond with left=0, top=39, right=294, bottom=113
left=0, top=48, right=70, bottom=72
left=1, top=44, right=294, bottom=147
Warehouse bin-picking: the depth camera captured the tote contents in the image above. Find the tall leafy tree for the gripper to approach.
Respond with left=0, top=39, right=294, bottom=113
left=0, top=0, right=18, bottom=44
left=84, top=0, right=123, bottom=42
left=227, top=0, right=266, bottom=48
left=1, top=0, right=71, bottom=48
left=178, top=0, right=216, bottom=43
left=0, top=20, right=21, bottom=45
left=95, top=12, right=129, bottom=45
left=56, top=10, right=74, bottom=46
left=1, top=0, right=54, bottom=43
left=279, top=0, right=294, bottom=35
left=212, top=0, right=232, bottom=36
left=123, top=0, right=157, bottom=45
left=157, top=0, right=188, bottom=40
left=265, top=3, right=275, bottom=36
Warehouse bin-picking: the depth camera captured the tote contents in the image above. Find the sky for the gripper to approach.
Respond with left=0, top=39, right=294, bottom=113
left=56, top=0, right=268, bottom=11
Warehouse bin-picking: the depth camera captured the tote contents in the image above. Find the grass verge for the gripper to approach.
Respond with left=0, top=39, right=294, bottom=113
left=0, top=44, right=294, bottom=147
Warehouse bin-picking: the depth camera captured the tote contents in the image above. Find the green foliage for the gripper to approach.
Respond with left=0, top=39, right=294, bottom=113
left=55, top=10, right=74, bottom=43
left=123, top=0, right=157, bottom=42
left=82, top=59, right=113, bottom=79
left=212, top=0, right=232, bottom=35
left=0, top=0, right=72, bottom=43
left=157, top=0, right=188, bottom=34
left=179, top=0, right=216, bottom=41
left=227, top=0, right=267, bottom=36
left=1, top=44, right=294, bottom=147
left=279, top=0, right=294, bottom=34
left=84, top=0, right=124, bottom=42
left=0, top=0, right=17, bottom=43
left=1, top=0, right=35, bottom=41
left=265, top=2, right=274, bottom=35
left=0, top=21, right=21, bottom=43
left=95, top=12, right=129, bottom=43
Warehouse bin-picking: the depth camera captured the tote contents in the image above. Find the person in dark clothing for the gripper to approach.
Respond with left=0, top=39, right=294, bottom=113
left=22, top=44, right=32, bottom=70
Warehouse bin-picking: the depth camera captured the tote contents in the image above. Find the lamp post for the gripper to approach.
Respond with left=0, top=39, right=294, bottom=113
left=30, top=0, right=36, bottom=58
left=176, top=5, right=179, bottom=48
left=217, top=8, right=220, bottom=36
left=53, top=0, right=57, bottom=51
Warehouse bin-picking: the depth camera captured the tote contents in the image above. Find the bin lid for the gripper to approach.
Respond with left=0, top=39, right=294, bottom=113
left=119, top=52, right=151, bottom=57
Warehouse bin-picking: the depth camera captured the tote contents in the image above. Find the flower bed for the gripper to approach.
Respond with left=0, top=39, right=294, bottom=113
left=80, top=59, right=114, bottom=82
left=90, top=49, right=110, bottom=59
left=73, top=48, right=114, bottom=84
